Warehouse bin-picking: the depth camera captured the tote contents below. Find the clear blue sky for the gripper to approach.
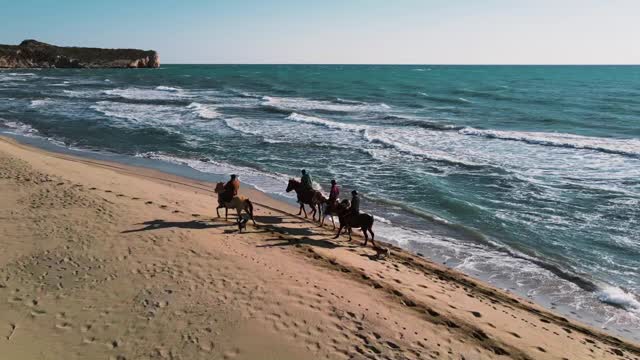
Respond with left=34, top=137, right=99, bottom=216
left=1, top=0, right=638, bottom=64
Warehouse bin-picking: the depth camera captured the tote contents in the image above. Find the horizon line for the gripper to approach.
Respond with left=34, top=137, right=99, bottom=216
left=161, top=63, right=640, bottom=66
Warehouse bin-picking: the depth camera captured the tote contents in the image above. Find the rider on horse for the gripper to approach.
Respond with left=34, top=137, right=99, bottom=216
left=301, top=169, right=313, bottom=191
left=349, top=190, right=360, bottom=217
left=222, top=174, right=240, bottom=203
left=329, top=179, right=340, bottom=204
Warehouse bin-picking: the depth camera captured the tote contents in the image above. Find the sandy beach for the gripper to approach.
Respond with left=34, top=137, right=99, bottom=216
left=0, top=135, right=638, bottom=360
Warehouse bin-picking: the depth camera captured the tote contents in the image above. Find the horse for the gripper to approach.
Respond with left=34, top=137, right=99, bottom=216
left=285, top=179, right=324, bottom=221
left=214, top=182, right=256, bottom=231
left=320, top=196, right=340, bottom=229
left=333, top=199, right=376, bottom=247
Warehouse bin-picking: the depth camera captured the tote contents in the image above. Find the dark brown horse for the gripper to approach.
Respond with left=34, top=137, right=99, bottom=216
left=333, top=199, right=376, bottom=247
left=286, top=179, right=324, bottom=221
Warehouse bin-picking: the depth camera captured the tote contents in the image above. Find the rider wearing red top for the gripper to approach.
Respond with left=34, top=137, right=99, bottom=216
left=329, top=179, right=340, bottom=204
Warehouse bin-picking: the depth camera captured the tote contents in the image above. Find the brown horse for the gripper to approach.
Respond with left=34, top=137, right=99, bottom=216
left=214, top=182, right=256, bottom=230
left=286, top=179, right=324, bottom=221
left=333, top=199, right=376, bottom=247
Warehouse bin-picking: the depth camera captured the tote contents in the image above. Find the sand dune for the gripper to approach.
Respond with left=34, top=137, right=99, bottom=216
left=0, top=136, right=638, bottom=360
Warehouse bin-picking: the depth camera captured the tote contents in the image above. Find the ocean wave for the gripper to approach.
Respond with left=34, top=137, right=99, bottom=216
left=135, top=152, right=294, bottom=198
left=453, top=88, right=512, bottom=101
left=334, top=98, right=367, bottom=105
left=62, top=90, right=96, bottom=98
left=418, top=92, right=473, bottom=105
left=285, top=112, right=366, bottom=132
left=598, top=286, right=640, bottom=312
left=103, top=87, right=194, bottom=101
left=459, top=127, right=640, bottom=158
left=0, top=119, right=39, bottom=136
left=262, top=95, right=390, bottom=113
left=30, top=99, right=52, bottom=107
left=155, top=85, right=181, bottom=92
left=187, top=102, right=220, bottom=120
left=363, top=128, right=484, bottom=168
left=91, top=101, right=189, bottom=127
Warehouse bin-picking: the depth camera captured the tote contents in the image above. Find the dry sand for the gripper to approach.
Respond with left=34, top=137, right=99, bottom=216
left=0, top=136, right=638, bottom=360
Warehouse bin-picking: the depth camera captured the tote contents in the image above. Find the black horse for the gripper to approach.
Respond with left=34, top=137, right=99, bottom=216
left=333, top=199, right=376, bottom=247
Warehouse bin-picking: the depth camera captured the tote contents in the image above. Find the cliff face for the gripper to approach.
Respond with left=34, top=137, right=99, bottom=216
left=0, top=40, right=160, bottom=69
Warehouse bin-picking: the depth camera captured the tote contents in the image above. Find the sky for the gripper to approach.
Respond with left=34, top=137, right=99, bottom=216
left=1, top=0, right=639, bottom=64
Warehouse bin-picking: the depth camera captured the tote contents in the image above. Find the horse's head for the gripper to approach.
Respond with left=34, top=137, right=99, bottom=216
left=214, top=182, right=225, bottom=193
left=286, top=178, right=299, bottom=193
left=337, top=199, right=350, bottom=211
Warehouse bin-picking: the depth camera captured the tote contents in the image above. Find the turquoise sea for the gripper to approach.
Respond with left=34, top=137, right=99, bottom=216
left=1, top=65, right=638, bottom=340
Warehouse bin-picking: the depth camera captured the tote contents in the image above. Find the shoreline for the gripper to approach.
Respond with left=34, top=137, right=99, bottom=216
left=1, top=135, right=639, bottom=359
left=2, top=130, right=638, bottom=341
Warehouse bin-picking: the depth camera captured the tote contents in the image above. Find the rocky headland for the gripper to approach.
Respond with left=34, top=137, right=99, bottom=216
left=0, top=40, right=159, bottom=68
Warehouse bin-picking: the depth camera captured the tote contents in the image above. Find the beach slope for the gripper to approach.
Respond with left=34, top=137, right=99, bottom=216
left=0, top=136, right=637, bottom=360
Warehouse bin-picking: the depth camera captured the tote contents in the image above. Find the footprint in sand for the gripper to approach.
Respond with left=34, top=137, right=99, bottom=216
left=104, top=190, right=112, bottom=193
left=131, top=197, right=140, bottom=200
left=55, top=322, right=72, bottom=330
left=159, top=205, right=167, bottom=209
left=145, top=201, right=153, bottom=205
left=191, top=214, right=200, bottom=217
left=89, top=187, right=97, bottom=190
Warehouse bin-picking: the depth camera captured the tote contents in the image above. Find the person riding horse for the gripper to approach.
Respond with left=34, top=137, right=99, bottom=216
left=329, top=179, right=340, bottom=205
left=349, top=190, right=360, bottom=217
left=221, top=174, right=240, bottom=203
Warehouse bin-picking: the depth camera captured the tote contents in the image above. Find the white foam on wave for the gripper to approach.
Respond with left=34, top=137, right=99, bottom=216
left=103, top=87, right=193, bottom=101
left=156, top=85, right=181, bottom=92
left=30, top=99, right=53, bottom=107
left=0, top=119, right=39, bottom=136
left=363, top=128, right=483, bottom=167
left=91, top=101, right=189, bottom=127
left=598, top=286, right=640, bottom=312
left=262, top=95, right=390, bottom=113
left=7, top=72, right=37, bottom=77
left=62, top=90, right=95, bottom=98
left=187, top=102, right=220, bottom=120
left=284, top=113, right=482, bottom=167
left=459, top=127, right=640, bottom=157
left=135, top=152, right=295, bottom=198
left=286, top=112, right=365, bottom=132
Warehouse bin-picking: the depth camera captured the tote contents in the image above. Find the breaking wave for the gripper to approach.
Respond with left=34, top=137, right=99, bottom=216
left=459, top=127, right=640, bottom=158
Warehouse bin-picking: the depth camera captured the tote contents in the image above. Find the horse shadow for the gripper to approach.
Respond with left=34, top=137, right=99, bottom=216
left=122, top=219, right=232, bottom=233
left=257, top=236, right=343, bottom=249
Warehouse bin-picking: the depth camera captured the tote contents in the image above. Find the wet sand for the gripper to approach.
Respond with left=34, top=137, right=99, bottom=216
left=0, top=136, right=638, bottom=360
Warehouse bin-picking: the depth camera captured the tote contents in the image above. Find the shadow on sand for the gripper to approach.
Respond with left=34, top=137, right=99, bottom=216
left=257, top=236, right=344, bottom=249
left=122, top=219, right=232, bottom=233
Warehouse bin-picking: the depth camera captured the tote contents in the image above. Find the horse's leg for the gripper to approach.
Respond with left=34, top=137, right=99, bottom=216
left=225, top=207, right=228, bottom=221
left=302, top=204, right=308, bottom=218
left=369, top=227, right=376, bottom=247
left=331, top=215, right=335, bottom=230
left=348, top=227, right=352, bottom=242
left=297, top=202, right=303, bottom=216
left=247, top=200, right=256, bottom=225
left=216, top=206, right=221, bottom=218
left=363, top=228, right=369, bottom=247
left=334, top=225, right=343, bottom=239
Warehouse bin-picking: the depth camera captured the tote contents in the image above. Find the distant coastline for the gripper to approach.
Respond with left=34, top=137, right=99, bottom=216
left=0, top=39, right=159, bottom=68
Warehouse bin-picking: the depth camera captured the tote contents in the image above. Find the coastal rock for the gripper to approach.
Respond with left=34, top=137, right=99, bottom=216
left=0, top=39, right=159, bottom=69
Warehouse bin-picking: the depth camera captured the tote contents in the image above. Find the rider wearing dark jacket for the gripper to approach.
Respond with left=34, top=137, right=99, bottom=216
left=349, top=190, right=360, bottom=216
left=301, top=169, right=313, bottom=191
